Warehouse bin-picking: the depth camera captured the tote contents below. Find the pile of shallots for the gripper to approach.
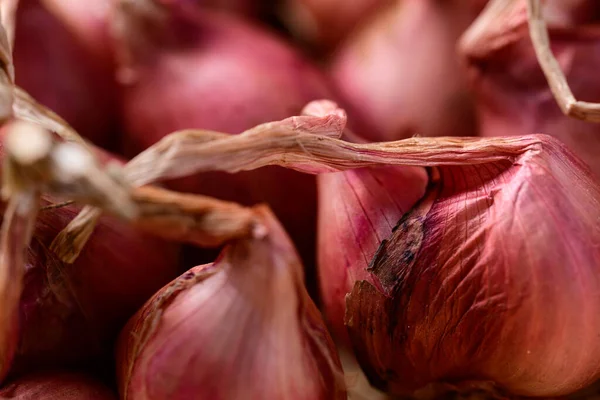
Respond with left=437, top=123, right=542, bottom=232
left=1, top=0, right=600, bottom=399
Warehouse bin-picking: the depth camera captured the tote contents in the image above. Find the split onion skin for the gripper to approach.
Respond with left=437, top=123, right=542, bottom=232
left=317, top=164, right=429, bottom=345
left=318, top=134, right=600, bottom=397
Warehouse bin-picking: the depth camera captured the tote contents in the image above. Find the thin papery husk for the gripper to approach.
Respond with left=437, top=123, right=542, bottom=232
left=329, top=0, right=484, bottom=142
left=0, top=371, right=116, bottom=399
left=317, top=165, right=428, bottom=345
left=116, top=206, right=345, bottom=400
left=13, top=0, right=118, bottom=148
left=460, top=0, right=600, bottom=176
left=344, top=136, right=600, bottom=396
left=112, top=1, right=333, bottom=283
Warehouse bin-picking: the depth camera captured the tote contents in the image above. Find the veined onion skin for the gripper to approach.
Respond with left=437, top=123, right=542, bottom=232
left=117, top=207, right=346, bottom=400
left=319, top=134, right=600, bottom=397
left=317, top=165, right=429, bottom=344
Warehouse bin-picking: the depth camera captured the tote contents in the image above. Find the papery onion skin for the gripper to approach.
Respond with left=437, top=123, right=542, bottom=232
left=460, top=0, right=600, bottom=176
left=0, top=371, right=116, bottom=399
left=114, top=3, right=331, bottom=274
left=319, top=135, right=600, bottom=397
left=317, top=165, right=428, bottom=344
left=330, top=0, right=483, bottom=142
left=14, top=0, right=118, bottom=148
left=117, top=207, right=346, bottom=400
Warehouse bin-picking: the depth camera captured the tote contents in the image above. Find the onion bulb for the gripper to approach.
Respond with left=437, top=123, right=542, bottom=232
left=0, top=371, right=116, bottom=399
left=11, top=202, right=180, bottom=374
left=318, top=134, right=600, bottom=397
left=117, top=206, right=345, bottom=400
left=459, top=0, right=600, bottom=176
left=13, top=0, right=118, bottom=148
left=113, top=0, right=332, bottom=273
left=330, top=0, right=484, bottom=141
left=0, top=130, right=180, bottom=377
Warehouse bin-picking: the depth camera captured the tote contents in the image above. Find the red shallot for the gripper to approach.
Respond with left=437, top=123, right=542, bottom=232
left=329, top=0, right=484, bottom=142
left=116, top=206, right=345, bottom=400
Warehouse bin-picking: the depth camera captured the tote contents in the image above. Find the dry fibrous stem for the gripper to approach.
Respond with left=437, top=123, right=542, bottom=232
left=526, top=0, right=600, bottom=122
left=1, top=121, right=263, bottom=262
left=120, top=103, right=541, bottom=180
left=2, top=121, right=137, bottom=219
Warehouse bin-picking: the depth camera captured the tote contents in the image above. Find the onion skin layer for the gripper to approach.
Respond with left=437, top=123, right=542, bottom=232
left=317, top=165, right=428, bottom=344
left=13, top=0, right=118, bottom=148
left=461, top=0, right=600, bottom=177
left=0, top=371, right=116, bottom=399
left=115, top=5, right=332, bottom=273
left=117, top=207, right=345, bottom=400
left=319, top=135, right=600, bottom=397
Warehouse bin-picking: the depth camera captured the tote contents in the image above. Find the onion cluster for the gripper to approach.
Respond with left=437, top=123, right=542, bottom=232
left=1, top=0, right=600, bottom=399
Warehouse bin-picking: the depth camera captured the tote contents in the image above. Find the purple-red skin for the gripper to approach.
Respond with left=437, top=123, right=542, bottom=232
left=115, top=7, right=334, bottom=276
left=462, top=0, right=600, bottom=177
left=13, top=0, right=118, bottom=149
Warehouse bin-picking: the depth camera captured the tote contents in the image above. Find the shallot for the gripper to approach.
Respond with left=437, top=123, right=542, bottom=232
left=281, top=0, right=391, bottom=50
left=330, top=0, right=484, bottom=142
left=0, top=124, right=180, bottom=378
left=117, top=207, right=345, bottom=400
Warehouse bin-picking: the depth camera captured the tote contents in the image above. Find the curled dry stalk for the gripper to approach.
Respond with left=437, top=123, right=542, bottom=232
left=1, top=122, right=262, bottom=262
left=526, top=0, right=600, bottom=122
left=52, top=99, right=548, bottom=262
